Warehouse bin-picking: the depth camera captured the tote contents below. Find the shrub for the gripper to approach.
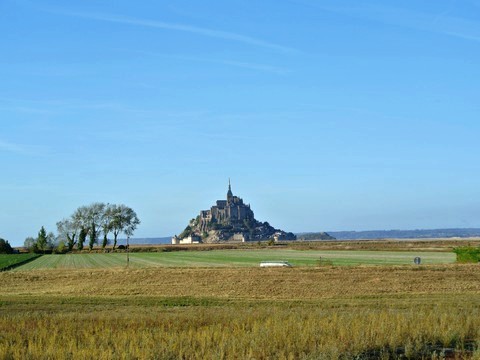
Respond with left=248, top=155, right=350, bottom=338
left=53, top=241, right=67, bottom=254
left=453, top=247, right=480, bottom=263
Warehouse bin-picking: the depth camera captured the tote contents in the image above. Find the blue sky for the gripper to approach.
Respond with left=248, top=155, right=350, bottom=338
left=1, top=0, right=479, bottom=246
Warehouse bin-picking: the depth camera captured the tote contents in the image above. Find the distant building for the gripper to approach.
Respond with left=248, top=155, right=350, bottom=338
left=233, top=233, right=249, bottom=242
left=199, top=179, right=254, bottom=232
left=175, top=180, right=296, bottom=243
left=171, top=235, right=201, bottom=245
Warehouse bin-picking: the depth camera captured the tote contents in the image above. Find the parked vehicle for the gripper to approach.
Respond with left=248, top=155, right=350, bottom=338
left=260, top=261, right=292, bottom=268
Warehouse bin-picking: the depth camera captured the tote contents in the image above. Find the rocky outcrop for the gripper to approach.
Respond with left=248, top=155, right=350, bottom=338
left=174, top=182, right=296, bottom=244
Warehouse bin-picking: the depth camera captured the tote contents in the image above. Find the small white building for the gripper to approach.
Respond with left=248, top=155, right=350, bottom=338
left=171, top=235, right=202, bottom=245
left=233, top=233, right=249, bottom=242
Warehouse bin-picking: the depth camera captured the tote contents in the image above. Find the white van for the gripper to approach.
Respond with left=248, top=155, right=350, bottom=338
left=259, top=261, right=292, bottom=268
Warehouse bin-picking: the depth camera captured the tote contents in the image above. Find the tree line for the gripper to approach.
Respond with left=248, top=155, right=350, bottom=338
left=24, top=203, right=140, bottom=253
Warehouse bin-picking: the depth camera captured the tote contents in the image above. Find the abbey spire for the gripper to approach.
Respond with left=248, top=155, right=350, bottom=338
left=227, top=178, right=233, bottom=203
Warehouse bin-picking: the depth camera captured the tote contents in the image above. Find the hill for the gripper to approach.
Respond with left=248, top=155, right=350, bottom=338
left=174, top=182, right=296, bottom=243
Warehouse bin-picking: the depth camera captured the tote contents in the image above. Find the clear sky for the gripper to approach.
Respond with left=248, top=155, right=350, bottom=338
left=1, top=0, right=479, bottom=246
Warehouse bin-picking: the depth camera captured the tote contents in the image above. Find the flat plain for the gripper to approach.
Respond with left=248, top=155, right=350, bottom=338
left=13, top=249, right=456, bottom=270
left=1, top=241, right=479, bottom=359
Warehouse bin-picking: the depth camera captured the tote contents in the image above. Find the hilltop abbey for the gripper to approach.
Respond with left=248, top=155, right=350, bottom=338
left=172, top=181, right=296, bottom=244
left=199, top=180, right=253, bottom=231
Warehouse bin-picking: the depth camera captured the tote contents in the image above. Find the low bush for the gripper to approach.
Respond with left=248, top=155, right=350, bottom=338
left=453, top=246, right=480, bottom=263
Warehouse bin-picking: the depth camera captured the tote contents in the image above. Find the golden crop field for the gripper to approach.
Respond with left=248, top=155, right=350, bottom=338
left=1, top=249, right=480, bottom=359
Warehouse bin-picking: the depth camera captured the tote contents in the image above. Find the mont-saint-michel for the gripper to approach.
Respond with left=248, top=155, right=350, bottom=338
left=172, top=181, right=297, bottom=244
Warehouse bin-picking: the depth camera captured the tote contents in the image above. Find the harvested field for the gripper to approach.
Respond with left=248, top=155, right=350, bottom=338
left=1, top=246, right=479, bottom=359
left=1, top=264, right=479, bottom=299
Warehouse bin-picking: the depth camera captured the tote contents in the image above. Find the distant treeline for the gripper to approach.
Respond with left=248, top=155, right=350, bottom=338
left=326, top=228, right=480, bottom=240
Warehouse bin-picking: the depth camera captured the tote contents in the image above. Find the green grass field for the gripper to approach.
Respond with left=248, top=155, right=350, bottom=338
left=13, top=249, right=455, bottom=270
left=0, top=253, right=40, bottom=271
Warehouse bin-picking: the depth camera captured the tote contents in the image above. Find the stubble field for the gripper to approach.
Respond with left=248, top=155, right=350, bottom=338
left=1, top=243, right=479, bottom=359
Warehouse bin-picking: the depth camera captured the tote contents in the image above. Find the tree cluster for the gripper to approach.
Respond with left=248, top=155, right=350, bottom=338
left=0, top=238, right=14, bottom=254
left=24, top=226, right=56, bottom=253
left=56, top=203, right=140, bottom=251
left=23, top=203, right=140, bottom=253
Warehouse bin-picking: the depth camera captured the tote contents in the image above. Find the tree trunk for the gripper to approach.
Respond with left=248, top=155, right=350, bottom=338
left=113, top=233, right=118, bottom=250
left=102, top=234, right=108, bottom=249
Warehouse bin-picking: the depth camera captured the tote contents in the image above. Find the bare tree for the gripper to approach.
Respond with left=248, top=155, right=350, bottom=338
left=24, top=237, right=36, bottom=252
left=56, top=218, right=81, bottom=251
left=73, top=205, right=90, bottom=251
left=85, top=203, right=106, bottom=250
left=100, top=204, right=114, bottom=249
left=109, top=204, right=140, bottom=250
left=55, top=203, right=140, bottom=252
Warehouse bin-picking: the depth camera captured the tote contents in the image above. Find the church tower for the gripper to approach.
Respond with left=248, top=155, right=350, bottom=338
left=227, top=179, right=233, bottom=203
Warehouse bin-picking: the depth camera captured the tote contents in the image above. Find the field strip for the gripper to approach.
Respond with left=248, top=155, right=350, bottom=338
left=129, top=253, right=180, bottom=267
left=12, top=249, right=456, bottom=271
left=87, top=254, right=125, bottom=268
left=15, top=255, right=53, bottom=270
